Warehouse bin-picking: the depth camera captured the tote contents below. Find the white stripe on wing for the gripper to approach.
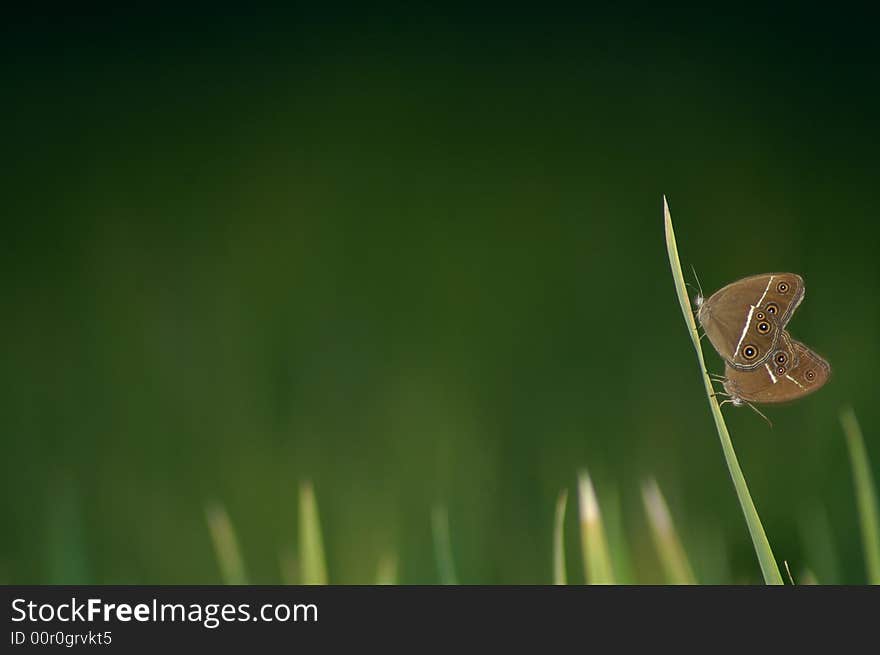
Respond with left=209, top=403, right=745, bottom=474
left=733, top=305, right=755, bottom=359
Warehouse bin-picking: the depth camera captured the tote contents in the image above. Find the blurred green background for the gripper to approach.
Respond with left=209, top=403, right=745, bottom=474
left=2, top=8, right=879, bottom=584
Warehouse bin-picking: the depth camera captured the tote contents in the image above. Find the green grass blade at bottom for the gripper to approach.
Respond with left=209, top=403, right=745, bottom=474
left=205, top=503, right=249, bottom=585
left=299, top=481, right=328, bottom=585
left=641, top=479, right=697, bottom=584
left=663, top=196, right=783, bottom=585
left=841, top=407, right=880, bottom=584
left=578, top=471, right=615, bottom=584
left=553, top=489, right=568, bottom=585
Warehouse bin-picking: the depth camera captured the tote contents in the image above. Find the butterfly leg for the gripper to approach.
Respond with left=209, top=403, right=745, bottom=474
left=710, top=388, right=734, bottom=402
left=707, top=374, right=728, bottom=394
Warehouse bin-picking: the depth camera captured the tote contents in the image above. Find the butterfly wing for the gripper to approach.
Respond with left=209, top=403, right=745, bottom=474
left=722, top=334, right=830, bottom=404
left=755, top=273, right=805, bottom=327
left=698, top=273, right=804, bottom=370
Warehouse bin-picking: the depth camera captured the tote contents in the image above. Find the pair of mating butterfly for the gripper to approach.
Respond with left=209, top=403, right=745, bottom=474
left=695, top=273, right=830, bottom=408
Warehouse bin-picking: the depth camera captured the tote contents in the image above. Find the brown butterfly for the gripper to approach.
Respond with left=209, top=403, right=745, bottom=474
left=696, top=273, right=830, bottom=407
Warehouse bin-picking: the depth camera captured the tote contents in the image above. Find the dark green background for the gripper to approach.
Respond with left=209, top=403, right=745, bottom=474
left=3, top=9, right=878, bottom=584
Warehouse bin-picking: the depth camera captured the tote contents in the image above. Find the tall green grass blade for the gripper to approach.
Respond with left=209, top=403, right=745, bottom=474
left=577, top=471, right=615, bottom=584
left=375, top=553, right=398, bottom=585
left=641, top=479, right=697, bottom=584
left=431, top=505, right=458, bottom=584
left=299, top=481, right=328, bottom=585
left=205, top=502, right=248, bottom=585
left=841, top=407, right=880, bottom=584
left=553, top=489, right=568, bottom=585
left=663, top=196, right=783, bottom=585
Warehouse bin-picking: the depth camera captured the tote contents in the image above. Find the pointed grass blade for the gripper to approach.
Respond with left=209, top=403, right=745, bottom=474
left=663, top=196, right=783, bottom=585
left=299, top=481, right=328, bottom=585
left=641, top=479, right=697, bottom=584
left=205, top=502, right=248, bottom=585
left=553, top=489, right=568, bottom=585
left=841, top=407, right=880, bottom=584
left=577, top=472, right=615, bottom=584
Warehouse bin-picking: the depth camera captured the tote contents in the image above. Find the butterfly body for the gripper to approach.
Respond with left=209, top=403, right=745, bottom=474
left=697, top=273, right=829, bottom=405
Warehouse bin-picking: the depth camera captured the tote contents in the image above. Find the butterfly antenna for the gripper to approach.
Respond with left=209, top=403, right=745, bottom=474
left=745, top=400, right=773, bottom=428
left=690, top=265, right=705, bottom=300
left=784, top=560, right=796, bottom=585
